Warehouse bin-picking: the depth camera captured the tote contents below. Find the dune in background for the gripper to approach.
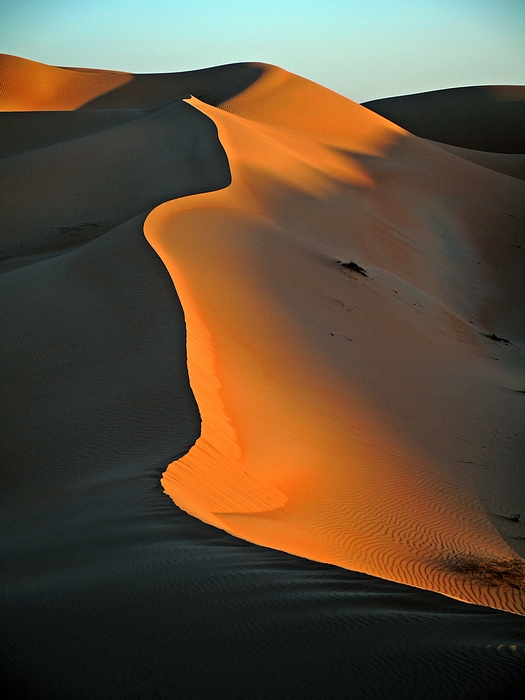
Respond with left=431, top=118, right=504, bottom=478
left=363, top=85, right=525, bottom=154
left=0, top=53, right=262, bottom=112
left=2, top=54, right=525, bottom=621
left=0, top=54, right=133, bottom=111
left=363, top=86, right=525, bottom=182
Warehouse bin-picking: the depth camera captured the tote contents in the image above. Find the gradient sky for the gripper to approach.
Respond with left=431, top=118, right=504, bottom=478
left=1, top=0, right=524, bottom=102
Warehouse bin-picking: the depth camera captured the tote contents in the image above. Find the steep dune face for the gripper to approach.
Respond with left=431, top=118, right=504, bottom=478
left=144, top=68, right=525, bottom=614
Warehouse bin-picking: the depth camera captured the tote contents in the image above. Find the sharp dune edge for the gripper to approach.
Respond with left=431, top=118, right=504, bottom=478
left=2, top=54, right=525, bottom=697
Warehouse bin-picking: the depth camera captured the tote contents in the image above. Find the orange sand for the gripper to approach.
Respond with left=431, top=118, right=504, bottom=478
left=0, top=54, right=132, bottom=110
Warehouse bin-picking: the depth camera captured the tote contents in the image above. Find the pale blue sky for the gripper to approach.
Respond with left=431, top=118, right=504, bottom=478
left=1, top=0, right=524, bottom=102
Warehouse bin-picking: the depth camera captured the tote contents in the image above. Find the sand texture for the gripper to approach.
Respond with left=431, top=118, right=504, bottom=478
left=1, top=55, right=525, bottom=698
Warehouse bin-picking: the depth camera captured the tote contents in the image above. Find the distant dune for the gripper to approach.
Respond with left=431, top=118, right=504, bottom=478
left=1, top=54, right=525, bottom=698
left=363, top=85, right=525, bottom=153
left=363, top=86, right=525, bottom=181
left=0, top=53, right=262, bottom=111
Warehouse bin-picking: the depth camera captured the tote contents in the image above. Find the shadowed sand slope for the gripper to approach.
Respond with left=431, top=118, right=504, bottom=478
left=362, top=86, right=525, bottom=181
left=0, top=98, right=230, bottom=270
left=144, top=67, right=525, bottom=614
left=424, top=140, right=525, bottom=181
left=0, top=107, right=150, bottom=158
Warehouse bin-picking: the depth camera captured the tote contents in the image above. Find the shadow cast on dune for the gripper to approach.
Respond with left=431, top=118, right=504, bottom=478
left=362, top=86, right=525, bottom=182
left=0, top=99, right=231, bottom=272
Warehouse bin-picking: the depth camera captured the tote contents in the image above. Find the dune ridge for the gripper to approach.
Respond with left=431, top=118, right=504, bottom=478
left=0, top=53, right=263, bottom=111
left=143, top=69, right=525, bottom=614
left=0, top=100, right=230, bottom=272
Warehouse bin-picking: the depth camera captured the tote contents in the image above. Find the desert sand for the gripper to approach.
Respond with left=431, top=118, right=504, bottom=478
left=1, top=54, right=525, bottom=698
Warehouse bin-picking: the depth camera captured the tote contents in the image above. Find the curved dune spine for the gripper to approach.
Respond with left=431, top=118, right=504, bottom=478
left=145, top=83, right=525, bottom=614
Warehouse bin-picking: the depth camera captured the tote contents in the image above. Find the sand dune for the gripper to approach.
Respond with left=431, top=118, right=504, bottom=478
left=424, top=140, right=525, bottom=181
left=0, top=54, right=132, bottom=111
left=0, top=53, right=262, bottom=111
left=142, top=69, right=525, bottom=614
left=362, top=85, right=525, bottom=180
left=2, top=55, right=525, bottom=697
left=363, top=85, right=525, bottom=153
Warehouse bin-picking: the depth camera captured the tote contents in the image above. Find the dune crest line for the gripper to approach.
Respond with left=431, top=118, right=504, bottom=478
left=144, top=67, right=525, bottom=614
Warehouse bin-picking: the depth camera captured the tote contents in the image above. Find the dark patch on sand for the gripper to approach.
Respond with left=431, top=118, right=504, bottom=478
left=442, top=554, right=525, bottom=591
left=486, top=333, right=510, bottom=343
left=337, top=260, right=368, bottom=276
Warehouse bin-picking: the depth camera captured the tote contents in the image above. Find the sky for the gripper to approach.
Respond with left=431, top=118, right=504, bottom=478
left=1, top=0, right=524, bottom=102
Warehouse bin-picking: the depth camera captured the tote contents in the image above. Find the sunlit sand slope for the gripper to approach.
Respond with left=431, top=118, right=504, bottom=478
left=0, top=54, right=132, bottom=110
left=145, top=66, right=525, bottom=614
